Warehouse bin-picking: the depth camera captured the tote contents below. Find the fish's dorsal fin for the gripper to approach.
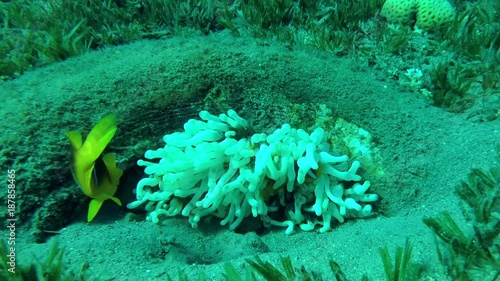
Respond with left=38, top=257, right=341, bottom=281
left=101, top=153, right=123, bottom=186
left=66, top=131, right=83, bottom=150
left=82, top=114, right=117, bottom=158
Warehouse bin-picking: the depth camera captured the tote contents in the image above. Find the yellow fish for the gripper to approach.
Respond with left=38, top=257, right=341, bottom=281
left=66, top=114, right=123, bottom=222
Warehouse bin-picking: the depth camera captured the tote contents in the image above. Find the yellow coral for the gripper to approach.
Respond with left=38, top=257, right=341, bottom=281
left=415, top=0, right=456, bottom=30
left=380, top=0, right=456, bottom=31
left=380, top=0, right=417, bottom=24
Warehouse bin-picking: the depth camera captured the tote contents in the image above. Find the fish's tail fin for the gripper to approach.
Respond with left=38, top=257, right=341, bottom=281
left=88, top=199, right=104, bottom=222
left=87, top=196, right=122, bottom=222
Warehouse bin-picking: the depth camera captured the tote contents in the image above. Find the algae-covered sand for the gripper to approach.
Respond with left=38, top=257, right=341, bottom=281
left=1, top=32, right=499, bottom=280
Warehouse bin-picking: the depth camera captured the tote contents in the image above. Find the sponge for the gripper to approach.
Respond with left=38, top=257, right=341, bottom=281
left=415, top=0, right=456, bottom=30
